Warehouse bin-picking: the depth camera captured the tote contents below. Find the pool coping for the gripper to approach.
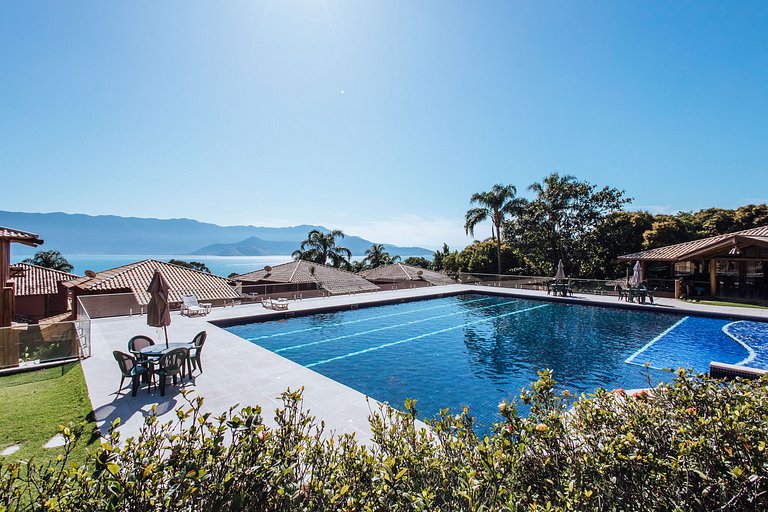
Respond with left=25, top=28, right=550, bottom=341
left=212, top=284, right=768, bottom=328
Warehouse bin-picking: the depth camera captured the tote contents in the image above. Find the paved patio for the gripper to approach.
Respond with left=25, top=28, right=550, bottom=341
left=82, top=284, right=768, bottom=442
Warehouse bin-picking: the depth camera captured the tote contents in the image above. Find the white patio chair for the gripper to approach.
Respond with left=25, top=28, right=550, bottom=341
left=181, top=294, right=212, bottom=316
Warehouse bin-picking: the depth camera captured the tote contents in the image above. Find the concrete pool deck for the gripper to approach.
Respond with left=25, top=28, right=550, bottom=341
left=81, top=284, right=768, bottom=442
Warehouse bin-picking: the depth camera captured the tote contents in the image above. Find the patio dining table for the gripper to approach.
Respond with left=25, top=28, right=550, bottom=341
left=138, top=342, right=195, bottom=386
left=138, top=342, right=194, bottom=358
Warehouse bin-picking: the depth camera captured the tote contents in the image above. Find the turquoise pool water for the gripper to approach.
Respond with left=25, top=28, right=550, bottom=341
left=226, top=294, right=766, bottom=430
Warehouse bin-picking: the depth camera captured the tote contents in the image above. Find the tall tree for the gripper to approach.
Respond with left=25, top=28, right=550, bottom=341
left=432, top=243, right=450, bottom=271
left=734, top=204, right=768, bottom=230
left=403, top=256, right=431, bottom=269
left=506, top=173, right=630, bottom=276
left=22, top=250, right=74, bottom=272
left=464, top=184, right=520, bottom=275
left=362, top=244, right=400, bottom=269
left=642, top=215, right=694, bottom=249
left=585, top=211, right=654, bottom=278
left=691, top=208, right=738, bottom=238
left=292, top=229, right=352, bottom=269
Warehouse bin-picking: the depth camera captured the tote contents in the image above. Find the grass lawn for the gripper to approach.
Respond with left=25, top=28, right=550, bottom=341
left=682, top=299, right=768, bottom=310
left=0, top=362, right=98, bottom=465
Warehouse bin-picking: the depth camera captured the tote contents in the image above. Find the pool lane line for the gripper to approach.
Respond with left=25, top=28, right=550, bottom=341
left=305, top=303, right=550, bottom=368
left=243, top=296, right=496, bottom=342
left=274, top=298, right=521, bottom=353
left=624, top=316, right=690, bottom=369
left=722, top=321, right=757, bottom=366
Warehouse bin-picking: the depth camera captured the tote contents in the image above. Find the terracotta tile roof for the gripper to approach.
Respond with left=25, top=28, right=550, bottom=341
left=232, top=260, right=379, bottom=295
left=63, top=259, right=240, bottom=305
left=618, top=225, right=768, bottom=261
left=10, top=262, right=79, bottom=296
left=359, top=263, right=455, bottom=285
left=0, top=226, right=44, bottom=246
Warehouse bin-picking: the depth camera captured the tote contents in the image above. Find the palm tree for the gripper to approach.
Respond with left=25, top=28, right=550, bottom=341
left=22, top=250, right=74, bottom=272
left=292, top=229, right=352, bottom=269
left=464, top=184, right=519, bottom=275
left=362, top=244, right=400, bottom=269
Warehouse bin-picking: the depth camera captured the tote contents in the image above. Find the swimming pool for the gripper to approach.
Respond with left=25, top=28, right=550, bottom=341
left=225, top=293, right=767, bottom=430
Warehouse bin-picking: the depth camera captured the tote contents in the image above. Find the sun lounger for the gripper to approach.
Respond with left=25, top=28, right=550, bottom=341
left=272, top=298, right=289, bottom=310
left=181, top=294, right=212, bottom=316
left=262, top=297, right=289, bottom=310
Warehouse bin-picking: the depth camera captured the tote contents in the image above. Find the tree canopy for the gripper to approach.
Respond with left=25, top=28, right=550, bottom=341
left=403, top=256, right=431, bottom=269
left=506, top=173, right=631, bottom=276
left=22, top=250, right=74, bottom=273
left=292, top=229, right=352, bottom=269
left=361, top=244, right=400, bottom=270
left=168, top=259, right=212, bottom=273
left=447, top=173, right=768, bottom=279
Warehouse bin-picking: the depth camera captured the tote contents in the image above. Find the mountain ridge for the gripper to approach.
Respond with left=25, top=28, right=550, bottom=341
left=0, top=210, right=432, bottom=257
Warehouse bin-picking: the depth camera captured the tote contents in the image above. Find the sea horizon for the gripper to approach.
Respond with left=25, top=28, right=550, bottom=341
left=11, top=253, right=430, bottom=278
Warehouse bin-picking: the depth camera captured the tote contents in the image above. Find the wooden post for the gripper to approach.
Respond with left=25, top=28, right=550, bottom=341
left=0, top=240, right=10, bottom=328
left=1, top=287, right=12, bottom=328
left=738, top=261, right=747, bottom=298
left=710, top=259, right=717, bottom=299
left=0, top=287, right=19, bottom=369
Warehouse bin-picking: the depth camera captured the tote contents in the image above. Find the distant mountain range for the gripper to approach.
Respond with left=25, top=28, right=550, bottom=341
left=0, top=211, right=432, bottom=257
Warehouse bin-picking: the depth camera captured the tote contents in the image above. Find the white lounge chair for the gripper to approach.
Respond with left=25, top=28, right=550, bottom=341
left=261, top=298, right=289, bottom=310
left=181, top=294, right=212, bottom=316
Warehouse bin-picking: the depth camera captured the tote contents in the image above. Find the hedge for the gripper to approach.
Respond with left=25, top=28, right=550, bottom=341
left=1, top=369, right=767, bottom=511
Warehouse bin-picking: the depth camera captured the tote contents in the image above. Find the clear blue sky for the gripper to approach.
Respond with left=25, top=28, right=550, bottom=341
left=2, top=1, right=767, bottom=249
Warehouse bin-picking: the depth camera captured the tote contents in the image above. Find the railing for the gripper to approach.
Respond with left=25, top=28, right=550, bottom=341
left=371, top=281, right=434, bottom=292
left=239, top=284, right=329, bottom=302
left=238, top=281, right=434, bottom=301
left=76, top=296, right=92, bottom=358
left=76, top=292, right=143, bottom=319
left=0, top=320, right=84, bottom=371
left=457, top=273, right=677, bottom=297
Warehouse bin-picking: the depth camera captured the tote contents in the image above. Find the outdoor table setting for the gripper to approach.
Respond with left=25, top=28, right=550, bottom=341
left=547, top=259, right=574, bottom=297
left=548, top=282, right=572, bottom=297
left=625, top=286, right=654, bottom=304
left=625, top=287, right=647, bottom=304
left=114, top=270, right=202, bottom=397
left=622, top=261, right=655, bottom=304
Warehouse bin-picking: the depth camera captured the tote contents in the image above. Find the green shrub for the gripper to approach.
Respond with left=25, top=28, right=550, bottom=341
left=2, top=370, right=767, bottom=510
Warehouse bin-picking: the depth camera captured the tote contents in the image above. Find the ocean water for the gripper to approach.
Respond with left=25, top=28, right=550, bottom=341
left=12, top=254, right=422, bottom=277
left=13, top=254, right=296, bottom=277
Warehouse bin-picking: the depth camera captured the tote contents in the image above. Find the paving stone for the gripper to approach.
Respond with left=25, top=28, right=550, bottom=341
left=1, top=444, right=20, bottom=456
left=43, top=434, right=65, bottom=449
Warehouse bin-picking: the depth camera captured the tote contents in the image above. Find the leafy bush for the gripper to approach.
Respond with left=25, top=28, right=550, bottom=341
left=2, top=370, right=767, bottom=510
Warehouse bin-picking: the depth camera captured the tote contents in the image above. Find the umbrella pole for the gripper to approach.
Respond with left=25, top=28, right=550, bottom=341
left=164, top=325, right=169, bottom=348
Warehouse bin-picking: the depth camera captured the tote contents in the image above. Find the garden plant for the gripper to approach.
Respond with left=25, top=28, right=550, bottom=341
left=1, top=370, right=766, bottom=511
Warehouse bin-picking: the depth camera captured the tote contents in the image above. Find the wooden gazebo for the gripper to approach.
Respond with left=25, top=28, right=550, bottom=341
left=618, top=226, right=768, bottom=302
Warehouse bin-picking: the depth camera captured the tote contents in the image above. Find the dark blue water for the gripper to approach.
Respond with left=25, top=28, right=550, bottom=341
left=226, top=294, right=761, bottom=430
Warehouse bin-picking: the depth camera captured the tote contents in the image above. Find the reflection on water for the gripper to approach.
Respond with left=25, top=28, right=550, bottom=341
left=227, top=294, right=754, bottom=431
